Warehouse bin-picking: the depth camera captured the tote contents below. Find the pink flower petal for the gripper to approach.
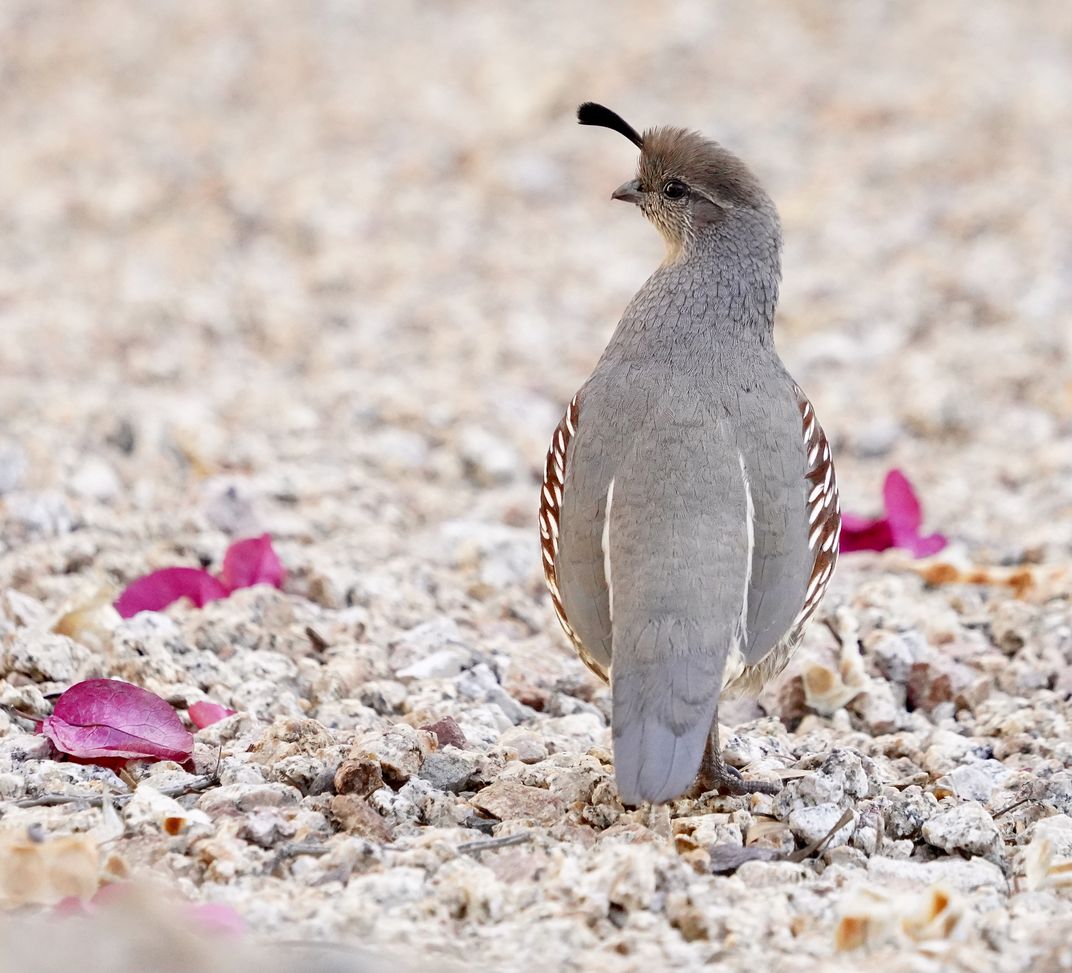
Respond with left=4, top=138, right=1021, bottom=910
left=41, top=679, right=194, bottom=763
left=218, top=534, right=286, bottom=593
left=883, top=469, right=923, bottom=535
left=839, top=518, right=895, bottom=553
left=53, top=896, right=92, bottom=917
left=55, top=885, right=245, bottom=939
left=114, top=567, right=228, bottom=619
left=186, top=902, right=246, bottom=937
left=839, top=512, right=885, bottom=532
left=188, top=700, right=236, bottom=729
left=906, top=531, right=948, bottom=558
left=840, top=469, right=946, bottom=558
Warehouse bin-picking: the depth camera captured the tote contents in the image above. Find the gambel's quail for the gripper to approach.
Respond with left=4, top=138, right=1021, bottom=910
left=539, top=103, right=841, bottom=805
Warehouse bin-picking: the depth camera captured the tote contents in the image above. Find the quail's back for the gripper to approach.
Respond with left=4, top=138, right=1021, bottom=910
left=540, top=105, right=840, bottom=805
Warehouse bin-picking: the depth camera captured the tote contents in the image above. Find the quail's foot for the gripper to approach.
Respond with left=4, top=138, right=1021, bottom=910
left=694, top=761, right=781, bottom=798
left=689, top=727, right=781, bottom=798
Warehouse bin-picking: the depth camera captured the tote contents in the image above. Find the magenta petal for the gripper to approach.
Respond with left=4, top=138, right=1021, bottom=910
left=188, top=700, right=237, bottom=730
left=882, top=469, right=923, bottom=533
left=884, top=470, right=947, bottom=557
left=185, top=902, right=246, bottom=937
left=839, top=518, right=895, bottom=553
left=841, top=470, right=947, bottom=558
left=840, top=512, right=885, bottom=532
left=907, top=531, right=948, bottom=558
left=41, top=679, right=194, bottom=762
left=115, top=567, right=228, bottom=619
left=218, top=534, right=286, bottom=593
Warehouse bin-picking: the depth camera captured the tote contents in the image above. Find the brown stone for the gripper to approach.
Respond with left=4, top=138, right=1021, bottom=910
left=469, top=780, right=564, bottom=825
left=767, top=673, right=808, bottom=728
left=906, top=660, right=953, bottom=712
left=329, top=794, right=393, bottom=842
left=421, top=716, right=467, bottom=751
left=351, top=723, right=427, bottom=787
left=334, top=757, right=385, bottom=797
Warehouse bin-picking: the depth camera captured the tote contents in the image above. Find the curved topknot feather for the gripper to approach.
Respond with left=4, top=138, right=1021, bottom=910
left=577, top=102, right=644, bottom=149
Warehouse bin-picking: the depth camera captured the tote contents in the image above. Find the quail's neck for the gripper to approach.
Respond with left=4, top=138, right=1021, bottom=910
left=603, top=216, right=782, bottom=372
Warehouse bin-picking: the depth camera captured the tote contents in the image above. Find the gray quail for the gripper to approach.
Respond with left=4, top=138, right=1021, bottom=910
left=539, top=103, right=841, bottom=805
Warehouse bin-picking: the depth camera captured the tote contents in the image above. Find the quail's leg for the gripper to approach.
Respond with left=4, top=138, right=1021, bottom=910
left=693, top=720, right=780, bottom=797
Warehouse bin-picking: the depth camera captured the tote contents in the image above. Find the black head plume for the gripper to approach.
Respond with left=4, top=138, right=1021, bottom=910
left=577, top=102, right=644, bottom=149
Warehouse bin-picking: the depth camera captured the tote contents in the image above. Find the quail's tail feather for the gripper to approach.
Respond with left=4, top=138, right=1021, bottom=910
left=612, top=650, right=720, bottom=804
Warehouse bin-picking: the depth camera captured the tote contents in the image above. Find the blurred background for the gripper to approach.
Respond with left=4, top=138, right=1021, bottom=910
left=1, top=0, right=1070, bottom=577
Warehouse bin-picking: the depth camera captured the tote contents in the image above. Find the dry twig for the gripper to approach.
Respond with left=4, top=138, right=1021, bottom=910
left=456, top=831, right=532, bottom=854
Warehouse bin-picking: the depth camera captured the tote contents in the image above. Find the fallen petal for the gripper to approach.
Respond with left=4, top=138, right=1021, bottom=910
left=839, top=518, right=895, bottom=553
left=188, top=700, right=236, bottom=729
left=41, top=679, right=194, bottom=763
left=841, top=470, right=946, bottom=558
left=907, top=531, right=948, bottom=558
left=883, top=469, right=923, bottom=533
left=839, top=512, right=884, bottom=532
left=218, top=533, right=286, bottom=593
left=114, top=567, right=228, bottom=619
left=186, top=902, right=246, bottom=937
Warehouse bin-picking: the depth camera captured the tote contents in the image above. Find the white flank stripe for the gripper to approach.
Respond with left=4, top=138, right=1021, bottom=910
left=601, top=479, right=615, bottom=622
left=738, top=453, right=755, bottom=646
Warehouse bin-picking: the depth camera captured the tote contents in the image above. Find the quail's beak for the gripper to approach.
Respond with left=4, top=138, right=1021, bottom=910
left=611, top=179, right=644, bottom=204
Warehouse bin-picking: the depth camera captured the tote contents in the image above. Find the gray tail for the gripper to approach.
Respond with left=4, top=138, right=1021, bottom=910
left=610, top=626, right=725, bottom=805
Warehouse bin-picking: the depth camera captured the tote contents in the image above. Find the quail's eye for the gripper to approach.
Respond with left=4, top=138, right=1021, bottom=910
left=662, top=179, right=688, bottom=200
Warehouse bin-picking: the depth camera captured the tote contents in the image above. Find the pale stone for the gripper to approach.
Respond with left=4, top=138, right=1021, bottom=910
left=922, top=802, right=1003, bottom=860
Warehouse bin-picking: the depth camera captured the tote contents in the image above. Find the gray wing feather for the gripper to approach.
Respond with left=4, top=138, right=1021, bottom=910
left=740, top=383, right=840, bottom=666
left=552, top=394, right=616, bottom=677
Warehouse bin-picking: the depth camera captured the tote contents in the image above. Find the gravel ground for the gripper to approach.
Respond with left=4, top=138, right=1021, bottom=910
left=2, top=2, right=1072, bottom=971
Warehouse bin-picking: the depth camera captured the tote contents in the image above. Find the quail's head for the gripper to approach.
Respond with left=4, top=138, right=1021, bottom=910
left=577, top=102, right=778, bottom=261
